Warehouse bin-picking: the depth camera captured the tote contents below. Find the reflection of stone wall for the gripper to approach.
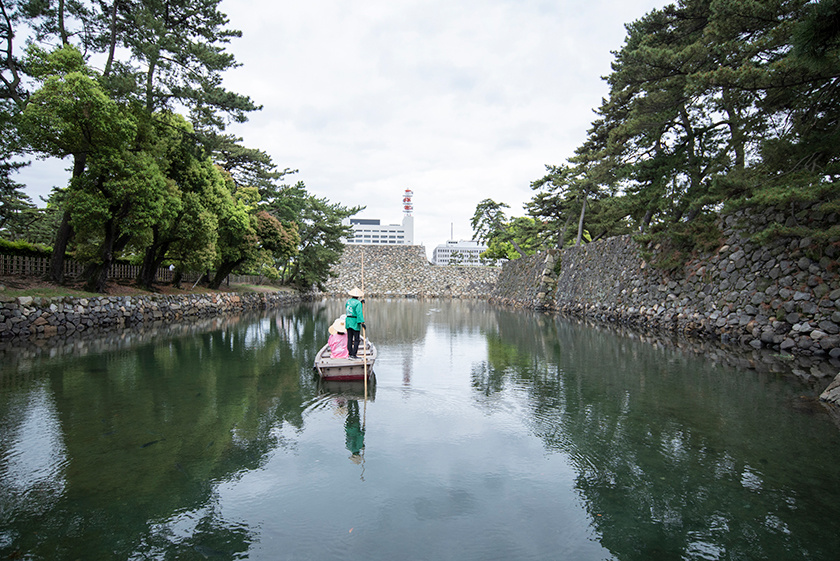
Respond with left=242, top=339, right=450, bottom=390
left=0, top=312, right=260, bottom=370
left=0, top=291, right=304, bottom=340
left=323, top=245, right=499, bottom=298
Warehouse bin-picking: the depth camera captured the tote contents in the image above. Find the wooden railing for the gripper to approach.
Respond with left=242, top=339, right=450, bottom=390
left=0, top=254, right=281, bottom=287
left=0, top=255, right=197, bottom=284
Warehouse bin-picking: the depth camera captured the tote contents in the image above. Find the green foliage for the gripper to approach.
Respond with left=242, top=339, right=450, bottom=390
left=19, top=46, right=136, bottom=162
left=635, top=213, right=723, bottom=271
left=257, top=263, right=281, bottom=282
left=207, top=132, right=296, bottom=193
left=472, top=199, right=542, bottom=259
left=448, top=250, right=465, bottom=266
left=134, top=114, right=227, bottom=286
left=0, top=101, right=35, bottom=241
left=263, top=181, right=360, bottom=290
left=552, top=253, right=562, bottom=277
left=0, top=237, right=52, bottom=257
left=254, top=210, right=298, bottom=260
left=483, top=239, right=519, bottom=261
left=520, top=0, right=840, bottom=255
left=24, top=43, right=88, bottom=79
left=5, top=2, right=273, bottom=291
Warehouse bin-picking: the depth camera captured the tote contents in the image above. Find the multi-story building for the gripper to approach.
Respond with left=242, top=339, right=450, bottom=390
left=344, top=215, right=415, bottom=245
left=344, top=189, right=415, bottom=246
left=432, top=239, right=496, bottom=266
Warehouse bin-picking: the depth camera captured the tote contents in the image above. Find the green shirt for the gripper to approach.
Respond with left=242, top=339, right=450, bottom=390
left=345, top=298, right=364, bottom=330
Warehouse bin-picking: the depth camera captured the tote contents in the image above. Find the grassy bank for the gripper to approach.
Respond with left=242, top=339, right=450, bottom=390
left=0, top=276, right=294, bottom=300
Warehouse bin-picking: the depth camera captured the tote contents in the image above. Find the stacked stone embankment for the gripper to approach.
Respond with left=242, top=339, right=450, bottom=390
left=554, top=219, right=838, bottom=359
left=324, top=245, right=499, bottom=298
left=491, top=205, right=840, bottom=360
left=489, top=250, right=559, bottom=310
left=0, top=291, right=303, bottom=339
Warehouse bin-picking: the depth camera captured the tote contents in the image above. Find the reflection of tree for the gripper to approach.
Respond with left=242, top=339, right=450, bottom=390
left=0, top=302, right=330, bottom=560
left=479, top=308, right=840, bottom=560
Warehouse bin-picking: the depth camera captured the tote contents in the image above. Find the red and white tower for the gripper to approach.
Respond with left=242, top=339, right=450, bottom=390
left=403, top=189, right=414, bottom=216
left=402, top=189, right=415, bottom=244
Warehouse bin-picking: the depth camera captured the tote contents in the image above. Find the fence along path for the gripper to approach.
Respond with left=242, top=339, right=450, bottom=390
left=0, top=254, right=278, bottom=287
left=0, top=255, right=196, bottom=284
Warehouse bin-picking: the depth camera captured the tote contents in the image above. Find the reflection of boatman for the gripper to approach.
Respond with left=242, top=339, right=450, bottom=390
left=345, top=400, right=365, bottom=463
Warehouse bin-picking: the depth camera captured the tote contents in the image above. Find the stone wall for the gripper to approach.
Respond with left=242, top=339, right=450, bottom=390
left=506, top=207, right=840, bottom=360
left=323, top=244, right=499, bottom=298
left=0, top=291, right=305, bottom=339
left=489, top=250, right=558, bottom=309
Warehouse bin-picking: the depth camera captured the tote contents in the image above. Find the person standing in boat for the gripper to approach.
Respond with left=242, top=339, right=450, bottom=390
left=345, top=287, right=365, bottom=359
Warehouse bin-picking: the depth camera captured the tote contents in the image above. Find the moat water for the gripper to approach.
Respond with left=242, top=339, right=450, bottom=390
left=1, top=299, right=839, bottom=560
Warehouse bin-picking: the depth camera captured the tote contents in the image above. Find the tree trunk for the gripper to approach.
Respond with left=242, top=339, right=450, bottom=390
left=510, top=238, right=527, bottom=258
left=137, top=246, right=167, bottom=289
left=558, top=214, right=572, bottom=248
left=47, top=210, right=74, bottom=283
left=678, top=103, right=704, bottom=199
left=575, top=195, right=587, bottom=247
left=82, top=261, right=110, bottom=294
left=722, top=89, right=745, bottom=172
left=0, top=2, right=24, bottom=106
left=137, top=228, right=172, bottom=289
left=145, top=52, right=158, bottom=112
left=208, top=259, right=243, bottom=289
left=685, top=207, right=700, bottom=223
left=48, top=153, right=87, bottom=283
left=83, top=221, right=130, bottom=293
left=640, top=208, right=654, bottom=234
left=58, top=0, right=68, bottom=45
left=103, top=1, right=119, bottom=77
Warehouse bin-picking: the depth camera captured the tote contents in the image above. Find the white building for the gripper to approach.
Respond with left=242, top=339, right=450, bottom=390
left=344, top=189, right=416, bottom=246
left=432, top=240, right=495, bottom=266
left=344, top=214, right=415, bottom=245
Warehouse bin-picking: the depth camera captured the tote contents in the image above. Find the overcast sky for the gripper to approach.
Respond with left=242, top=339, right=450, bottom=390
left=18, top=0, right=670, bottom=259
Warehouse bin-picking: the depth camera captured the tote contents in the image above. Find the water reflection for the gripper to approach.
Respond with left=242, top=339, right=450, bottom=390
left=343, top=400, right=366, bottom=460
left=0, top=303, right=327, bottom=559
left=0, top=380, right=67, bottom=519
left=0, top=300, right=838, bottom=560
left=480, top=308, right=840, bottom=560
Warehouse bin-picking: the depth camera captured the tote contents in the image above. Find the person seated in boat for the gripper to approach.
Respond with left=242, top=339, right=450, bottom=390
left=328, top=315, right=349, bottom=359
left=345, top=287, right=365, bottom=359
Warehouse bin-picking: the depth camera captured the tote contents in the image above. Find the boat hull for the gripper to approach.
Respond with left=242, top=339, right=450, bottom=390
left=314, top=340, right=376, bottom=382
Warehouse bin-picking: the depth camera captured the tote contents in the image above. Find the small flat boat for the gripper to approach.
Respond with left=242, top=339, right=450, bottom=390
left=313, top=338, right=377, bottom=381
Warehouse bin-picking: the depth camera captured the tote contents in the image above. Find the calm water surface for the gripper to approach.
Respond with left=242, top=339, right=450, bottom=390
left=1, top=299, right=839, bottom=560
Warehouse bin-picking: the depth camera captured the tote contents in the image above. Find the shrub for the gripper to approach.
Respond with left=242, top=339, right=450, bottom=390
left=0, top=239, right=53, bottom=258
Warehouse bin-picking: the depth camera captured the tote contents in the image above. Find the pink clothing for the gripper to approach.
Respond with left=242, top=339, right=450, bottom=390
left=328, top=333, right=349, bottom=358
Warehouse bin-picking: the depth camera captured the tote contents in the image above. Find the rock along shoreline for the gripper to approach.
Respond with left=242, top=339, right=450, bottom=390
left=0, top=291, right=308, bottom=340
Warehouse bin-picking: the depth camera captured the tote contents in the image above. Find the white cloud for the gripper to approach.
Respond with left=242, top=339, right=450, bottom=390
left=17, top=0, right=670, bottom=258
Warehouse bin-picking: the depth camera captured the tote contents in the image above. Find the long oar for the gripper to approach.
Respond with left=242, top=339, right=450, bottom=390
left=362, top=324, right=369, bottom=393
left=361, top=248, right=368, bottom=406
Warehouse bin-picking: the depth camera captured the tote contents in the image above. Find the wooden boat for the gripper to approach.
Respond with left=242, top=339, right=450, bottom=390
left=313, top=338, right=377, bottom=381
